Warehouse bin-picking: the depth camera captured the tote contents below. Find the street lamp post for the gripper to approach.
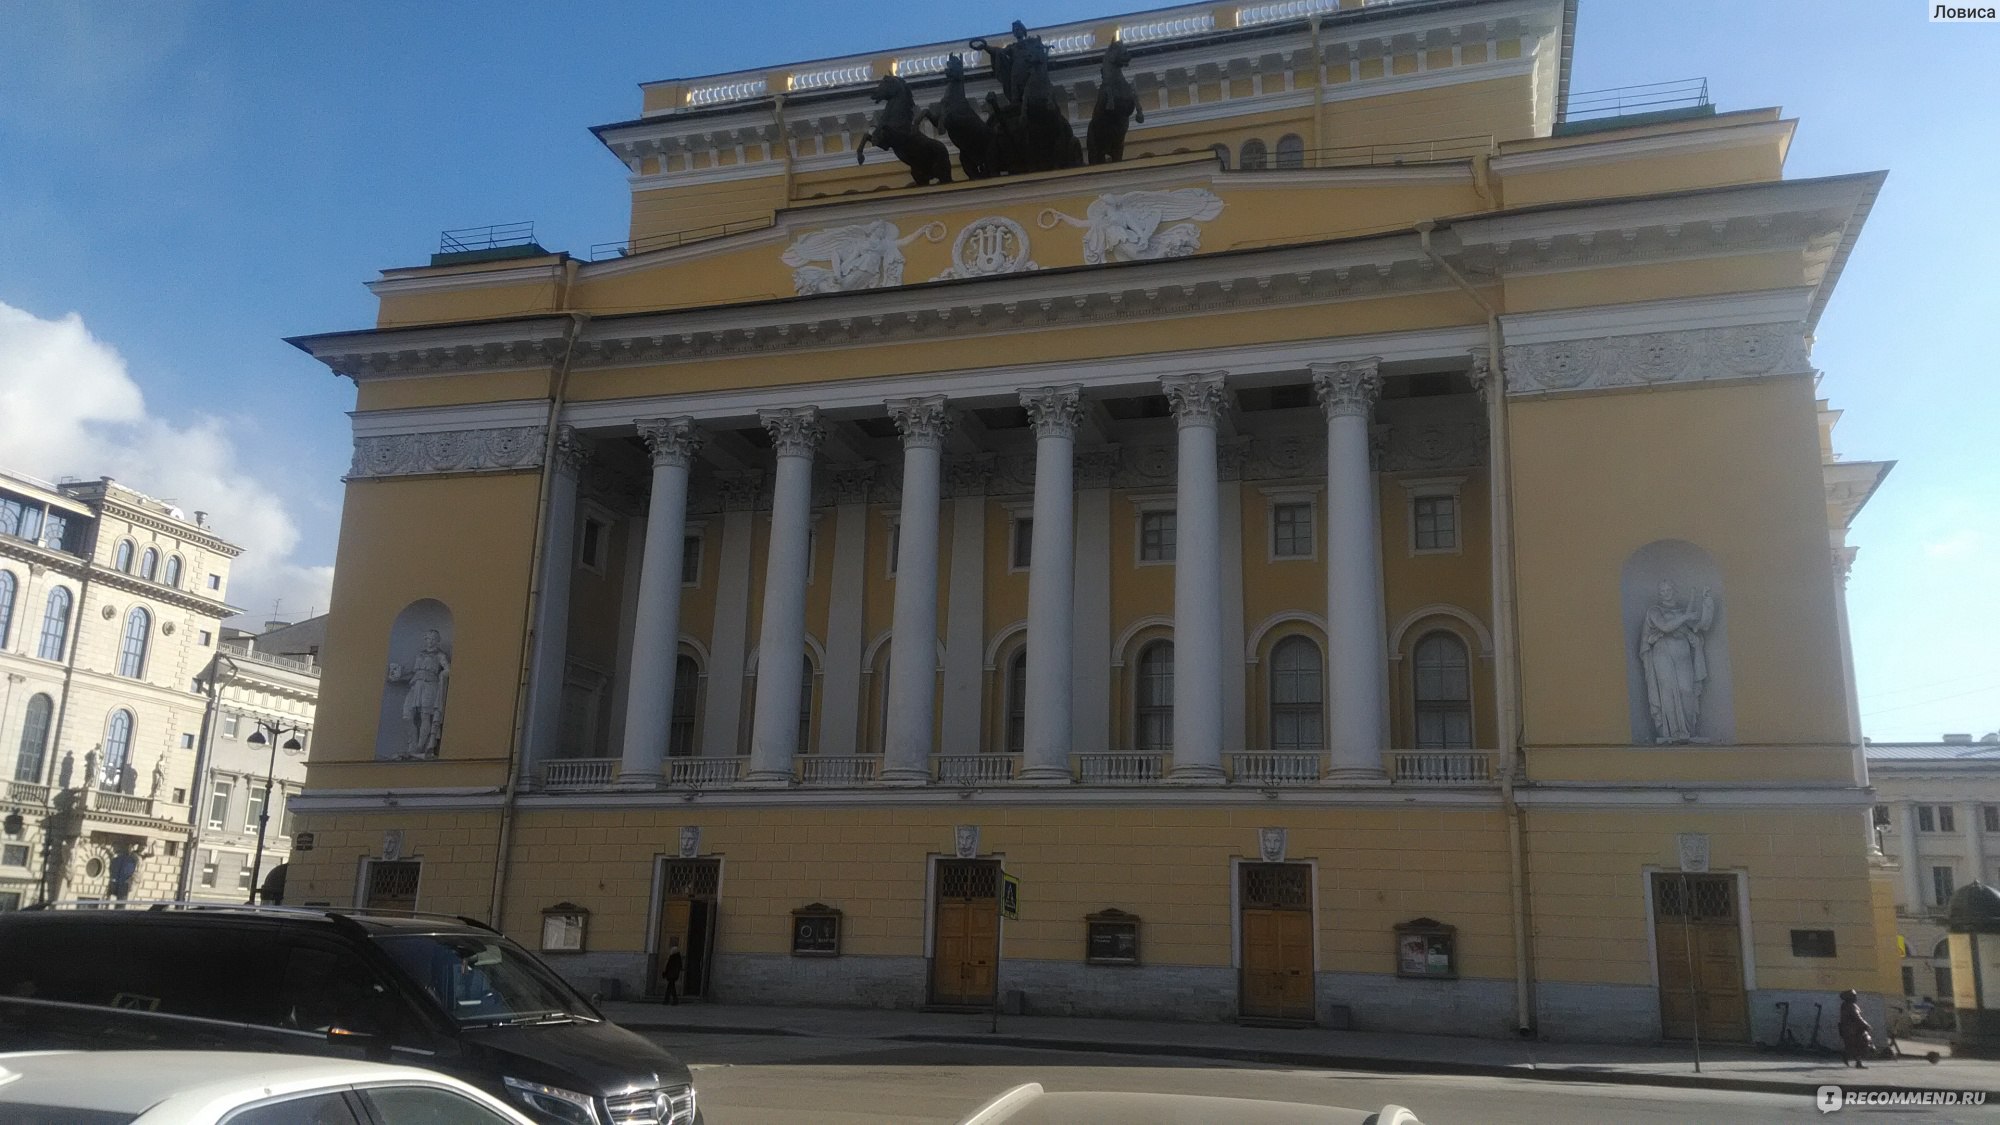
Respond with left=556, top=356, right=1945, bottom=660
left=245, top=721, right=306, bottom=904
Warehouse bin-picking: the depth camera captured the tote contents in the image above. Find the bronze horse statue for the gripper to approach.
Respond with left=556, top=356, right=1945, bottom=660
left=923, top=54, right=996, bottom=180
left=1087, top=40, right=1144, bottom=164
left=971, top=22, right=1082, bottom=174
left=858, top=75, right=952, bottom=186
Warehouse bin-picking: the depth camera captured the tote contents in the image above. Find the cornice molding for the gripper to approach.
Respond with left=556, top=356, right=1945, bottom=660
left=1490, top=118, right=1796, bottom=177
left=367, top=261, right=567, bottom=297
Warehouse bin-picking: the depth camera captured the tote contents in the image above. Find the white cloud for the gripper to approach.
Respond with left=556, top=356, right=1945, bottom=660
left=0, top=300, right=333, bottom=626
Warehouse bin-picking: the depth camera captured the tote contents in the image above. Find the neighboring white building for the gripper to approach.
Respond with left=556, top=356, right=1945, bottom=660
left=1868, top=733, right=2000, bottom=1005
left=182, top=616, right=323, bottom=903
left=0, top=470, right=243, bottom=907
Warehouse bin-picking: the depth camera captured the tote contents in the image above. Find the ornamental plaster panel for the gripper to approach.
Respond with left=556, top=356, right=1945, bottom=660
left=1502, top=322, right=1812, bottom=396
left=347, top=425, right=546, bottom=480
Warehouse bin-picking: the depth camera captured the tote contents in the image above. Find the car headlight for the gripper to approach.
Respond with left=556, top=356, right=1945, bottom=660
left=503, top=1077, right=601, bottom=1125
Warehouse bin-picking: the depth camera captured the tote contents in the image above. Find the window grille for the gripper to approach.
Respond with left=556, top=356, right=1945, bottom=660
left=365, top=860, right=422, bottom=908
left=1240, top=863, right=1311, bottom=910
left=938, top=860, right=998, bottom=900
left=1653, top=873, right=1736, bottom=922
left=663, top=859, right=720, bottom=899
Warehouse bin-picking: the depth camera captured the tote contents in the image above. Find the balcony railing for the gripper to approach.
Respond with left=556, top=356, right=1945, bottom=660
left=541, top=758, right=619, bottom=791
left=935, top=755, right=1020, bottom=786
left=667, top=757, right=743, bottom=787
left=6, top=780, right=50, bottom=807
left=797, top=755, right=881, bottom=786
left=86, top=789, right=156, bottom=817
left=1073, top=753, right=1166, bottom=785
left=1229, top=752, right=1322, bottom=785
left=1391, top=751, right=1494, bottom=784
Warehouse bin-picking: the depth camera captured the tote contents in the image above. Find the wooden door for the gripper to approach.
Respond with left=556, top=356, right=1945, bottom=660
left=1653, top=873, right=1749, bottom=1042
left=1239, top=863, right=1315, bottom=1021
left=931, top=860, right=999, bottom=1007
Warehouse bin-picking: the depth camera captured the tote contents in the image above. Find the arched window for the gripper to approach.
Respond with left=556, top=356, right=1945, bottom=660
left=163, top=555, right=183, bottom=588
left=37, top=587, right=72, bottom=661
left=114, top=540, right=135, bottom=572
left=118, top=606, right=151, bottom=678
left=0, top=569, right=16, bottom=648
left=1275, top=133, right=1305, bottom=169
left=1135, top=641, right=1174, bottom=753
left=1269, top=636, right=1324, bottom=753
left=1210, top=142, right=1231, bottom=170
left=14, top=693, right=52, bottom=783
left=103, top=709, right=134, bottom=787
left=140, top=548, right=159, bottom=581
left=1413, top=632, right=1473, bottom=749
left=668, top=654, right=699, bottom=757
left=1005, top=648, right=1028, bottom=754
left=1240, top=138, right=1268, bottom=171
left=798, top=653, right=816, bottom=752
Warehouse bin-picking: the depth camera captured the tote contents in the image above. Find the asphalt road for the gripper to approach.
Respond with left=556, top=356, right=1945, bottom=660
left=647, top=1030, right=1992, bottom=1124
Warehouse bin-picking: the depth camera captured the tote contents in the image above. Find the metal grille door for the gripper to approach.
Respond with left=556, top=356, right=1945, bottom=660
left=363, top=860, right=421, bottom=914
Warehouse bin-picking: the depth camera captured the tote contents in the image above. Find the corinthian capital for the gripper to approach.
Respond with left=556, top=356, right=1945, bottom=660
left=635, top=416, right=703, bottom=468
left=887, top=395, right=953, bottom=450
left=759, top=407, right=824, bottom=459
left=1159, top=371, right=1229, bottom=429
left=552, top=425, right=592, bottom=475
left=1018, top=385, right=1083, bottom=439
left=1310, top=358, right=1382, bottom=420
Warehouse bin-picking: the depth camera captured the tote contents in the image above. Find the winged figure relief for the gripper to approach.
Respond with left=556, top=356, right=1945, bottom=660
left=1038, top=188, right=1225, bottom=265
left=781, top=220, right=946, bottom=295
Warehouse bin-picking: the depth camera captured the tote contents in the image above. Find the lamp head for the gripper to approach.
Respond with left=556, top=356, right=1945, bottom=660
left=247, top=730, right=267, bottom=745
left=283, top=737, right=303, bottom=752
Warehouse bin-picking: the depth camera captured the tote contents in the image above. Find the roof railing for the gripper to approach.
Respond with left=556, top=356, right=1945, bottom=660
left=438, top=221, right=538, bottom=256
left=589, top=218, right=774, bottom=261
left=1562, top=78, right=1711, bottom=123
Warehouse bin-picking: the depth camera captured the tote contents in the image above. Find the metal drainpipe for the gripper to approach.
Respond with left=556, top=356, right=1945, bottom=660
left=1417, top=220, right=1535, bottom=1035
left=176, top=656, right=232, bottom=900
left=487, top=268, right=587, bottom=929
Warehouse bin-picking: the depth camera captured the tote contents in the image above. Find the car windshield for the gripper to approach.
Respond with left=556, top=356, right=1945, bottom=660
left=375, top=933, right=594, bottom=1027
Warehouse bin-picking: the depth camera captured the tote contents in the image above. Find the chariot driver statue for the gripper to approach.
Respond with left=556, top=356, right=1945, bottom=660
left=1638, top=581, right=1715, bottom=744
left=969, top=20, right=1040, bottom=108
left=388, top=628, right=451, bottom=757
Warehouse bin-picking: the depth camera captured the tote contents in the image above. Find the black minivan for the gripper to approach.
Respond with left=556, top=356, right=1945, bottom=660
left=0, top=905, right=699, bottom=1125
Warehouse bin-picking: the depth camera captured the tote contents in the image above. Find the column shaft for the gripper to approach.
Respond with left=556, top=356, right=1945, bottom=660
left=1019, top=386, right=1081, bottom=781
left=524, top=427, right=587, bottom=768
left=940, top=483, right=988, bottom=755
left=883, top=397, right=951, bottom=781
left=1966, top=802, right=1986, bottom=887
left=747, top=409, right=822, bottom=782
left=1315, top=360, right=1388, bottom=779
left=1898, top=800, right=1924, bottom=912
left=617, top=418, right=701, bottom=783
left=1162, top=373, right=1227, bottom=779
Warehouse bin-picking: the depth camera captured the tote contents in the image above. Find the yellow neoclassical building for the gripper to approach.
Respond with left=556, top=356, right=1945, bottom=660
left=285, top=0, right=1894, bottom=1042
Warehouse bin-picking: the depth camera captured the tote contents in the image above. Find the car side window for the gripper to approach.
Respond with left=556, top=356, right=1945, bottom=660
left=277, top=939, right=393, bottom=1033
left=225, top=1091, right=364, bottom=1125
left=357, top=1086, right=520, bottom=1124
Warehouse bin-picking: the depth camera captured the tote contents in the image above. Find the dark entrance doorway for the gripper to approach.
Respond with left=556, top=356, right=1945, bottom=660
left=655, top=858, right=721, bottom=1000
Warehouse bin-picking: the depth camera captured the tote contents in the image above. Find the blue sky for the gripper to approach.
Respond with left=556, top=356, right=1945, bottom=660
left=0, top=1, right=1992, bottom=739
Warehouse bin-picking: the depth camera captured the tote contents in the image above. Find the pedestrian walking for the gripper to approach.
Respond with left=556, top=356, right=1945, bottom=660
left=1838, top=988, right=1873, bottom=1067
left=660, top=940, right=684, bottom=1006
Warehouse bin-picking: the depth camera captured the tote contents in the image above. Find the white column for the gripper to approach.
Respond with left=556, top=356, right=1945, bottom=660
left=1160, top=372, right=1228, bottom=779
left=1966, top=802, right=1986, bottom=886
left=701, top=477, right=761, bottom=758
left=524, top=425, right=588, bottom=767
left=1898, top=800, right=1923, bottom=913
left=817, top=469, right=873, bottom=756
left=1219, top=451, right=1248, bottom=757
left=882, top=396, right=952, bottom=782
left=616, top=417, right=702, bottom=784
left=1018, top=385, right=1081, bottom=782
left=747, top=408, right=823, bottom=782
left=940, top=465, right=988, bottom=754
left=1313, top=358, right=1389, bottom=779
left=1071, top=450, right=1118, bottom=756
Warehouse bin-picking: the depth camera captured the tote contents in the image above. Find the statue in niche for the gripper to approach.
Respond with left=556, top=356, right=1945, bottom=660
left=1639, top=581, right=1717, bottom=744
left=387, top=628, right=451, bottom=758
left=1087, top=39, right=1144, bottom=164
left=858, top=75, right=953, bottom=186
left=923, top=55, right=996, bottom=180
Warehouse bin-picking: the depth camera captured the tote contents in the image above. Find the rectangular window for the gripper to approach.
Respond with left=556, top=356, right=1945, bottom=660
left=1271, top=502, right=1312, bottom=558
left=577, top=516, right=608, bottom=573
left=681, top=534, right=702, bottom=586
left=273, top=790, right=290, bottom=839
left=1, top=844, right=28, bottom=867
left=236, top=857, right=254, bottom=891
left=199, top=850, right=218, bottom=888
left=1937, top=965, right=1954, bottom=1000
left=1941, top=805, right=1957, bottom=833
left=1919, top=806, right=1937, bottom=832
left=1872, top=805, right=1891, bottom=828
left=1413, top=496, right=1458, bottom=551
left=222, top=714, right=239, bottom=739
left=1790, top=929, right=1838, bottom=958
left=1011, top=517, right=1033, bottom=570
left=245, top=784, right=269, bottom=833
left=1138, top=510, right=1177, bottom=563
left=0, top=891, right=18, bottom=912
left=199, top=630, right=213, bottom=647
left=1987, top=806, right=2000, bottom=834
left=180, top=733, right=195, bottom=749
left=207, top=574, right=221, bottom=590
left=207, top=780, right=232, bottom=830
left=40, top=513, right=71, bottom=553
left=886, top=523, right=901, bottom=578
left=1933, top=865, right=1956, bottom=907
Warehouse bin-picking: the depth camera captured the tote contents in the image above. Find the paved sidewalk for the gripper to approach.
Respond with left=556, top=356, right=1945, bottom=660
left=601, top=1001, right=1997, bottom=1097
